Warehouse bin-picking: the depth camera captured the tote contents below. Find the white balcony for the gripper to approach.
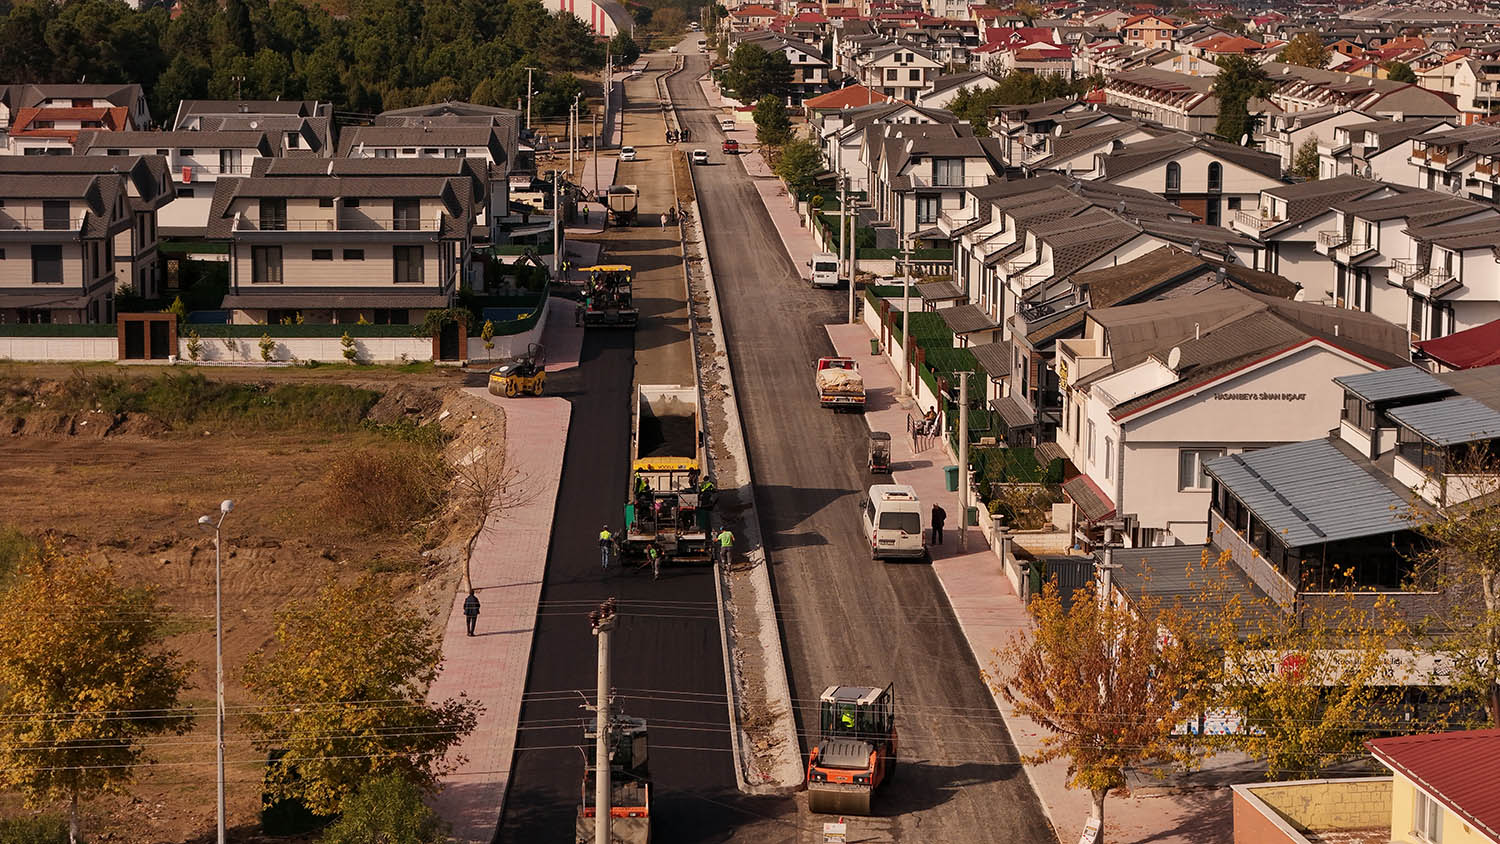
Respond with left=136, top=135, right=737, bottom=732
left=1411, top=271, right=1453, bottom=298
left=1234, top=210, right=1283, bottom=233
left=235, top=215, right=444, bottom=233
left=1391, top=258, right=1423, bottom=280
left=906, top=172, right=992, bottom=189
left=0, top=214, right=87, bottom=231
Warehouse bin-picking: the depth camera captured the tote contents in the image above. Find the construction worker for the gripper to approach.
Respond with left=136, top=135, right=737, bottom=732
left=646, top=543, right=661, bottom=580
left=697, top=475, right=716, bottom=509
left=599, top=525, right=614, bottom=570
left=840, top=707, right=856, bottom=730
left=714, top=526, right=734, bottom=566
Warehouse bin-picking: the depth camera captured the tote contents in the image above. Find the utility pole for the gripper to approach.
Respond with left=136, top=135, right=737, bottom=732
left=525, top=67, right=537, bottom=131
left=845, top=173, right=857, bottom=324
left=592, top=109, right=600, bottom=198
left=590, top=599, right=618, bottom=844
left=195, top=500, right=234, bottom=844
left=552, top=172, right=562, bottom=282
left=901, top=239, right=912, bottom=398
left=958, top=371, right=970, bottom=552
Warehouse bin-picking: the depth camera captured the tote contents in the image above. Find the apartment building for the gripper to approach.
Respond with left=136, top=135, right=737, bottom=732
left=1103, top=68, right=1242, bottom=134
left=864, top=123, right=1003, bottom=244
left=731, top=31, right=832, bottom=102
left=818, top=100, right=955, bottom=190
left=1118, top=14, right=1180, bottom=48
left=1317, top=117, right=1454, bottom=183
left=1232, top=175, right=1390, bottom=303
left=1055, top=289, right=1408, bottom=546
left=206, top=160, right=484, bottom=325
left=1256, top=107, right=1374, bottom=174
left=1261, top=61, right=1459, bottom=120
left=860, top=44, right=945, bottom=102
left=1096, top=134, right=1285, bottom=227
left=1408, top=123, right=1500, bottom=194
left=0, top=84, right=150, bottom=155
left=0, top=155, right=174, bottom=323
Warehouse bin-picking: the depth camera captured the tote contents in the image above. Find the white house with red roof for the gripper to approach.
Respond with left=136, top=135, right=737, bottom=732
left=729, top=4, right=779, bottom=30
left=1367, top=730, right=1500, bottom=844
left=1118, top=13, right=1180, bottom=49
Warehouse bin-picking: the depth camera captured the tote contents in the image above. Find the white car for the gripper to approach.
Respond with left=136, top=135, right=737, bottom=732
left=670, top=45, right=678, bottom=53
left=620, top=146, right=637, bottom=162
left=691, top=149, right=709, bottom=165
left=719, top=117, right=736, bottom=132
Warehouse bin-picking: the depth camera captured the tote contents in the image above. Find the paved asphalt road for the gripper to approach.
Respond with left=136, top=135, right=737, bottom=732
left=498, top=58, right=795, bottom=844
left=668, top=54, right=1056, bottom=843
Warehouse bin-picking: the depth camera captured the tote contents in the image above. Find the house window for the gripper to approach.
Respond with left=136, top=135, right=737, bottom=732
left=319, top=198, right=334, bottom=208
left=908, top=69, right=920, bottom=81
left=1228, top=197, right=1241, bottom=210
left=251, top=245, right=283, bottom=283
left=375, top=148, right=396, bottom=158
left=1104, top=437, right=1113, bottom=479
left=42, top=200, right=70, bottom=230
left=1086, top=420, right=1096, bottom=462
left=285, top=132, right=301, bottom=149
left=393, top=246, right=424, bottom=283
left=31, top=245, right=62, bottom=284
left=916, top=195, right=940, bottom=224
left=373, top=308, right=410, bottom=325
left=312, top=249, right=333, bottom=261
left=156, top=148, right=168, bottom=156
left=1413, top=790, right=1442, bottom=843
left=1206, top=198, right=1221, bottom=227
left=1207, top=162, right=1222, bottom=192
left=394, top=199, right=421, bottom=231
left=1165, top=162, right=1181, bottom=192
left=932, top=157, right=964, bottom=186
left=421, top=148, right=438, bottom=155
left=346, top=197, right=361, bottom=208
left=179, top=148, right=194, bottom=156
left=107, top=148, right=127, bottom=156
left=1178, top=448, right=1224, bottom=491
left=259, top=198, right=286, bottom=231
left=343, top=249, right=365, bottom=261
left=1411, top=295, right=1424, bottom=339
left=178, top=187, right=195, bottom=198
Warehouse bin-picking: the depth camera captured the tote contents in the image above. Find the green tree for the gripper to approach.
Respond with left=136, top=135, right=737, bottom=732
left=610, top=29, right=639, bottom=65
left=992, top=580, right=1206, bottom=836
left=753, top=93, right=791, bottom=146
left=1292, top=137, right=1320, bottom=180
left=1386, top=60, right=1417, bottom=83
left=773, top=136, right=823, bottom=196
left=722, top=42, right=790, bottom=101
left=1279, top=32, right=1330, bottom=69
left=0, top=549, right=194, bottom=844
left=242, top=576, right=480, bottom=815
left=319, top=773, right=447, bottom=844
left=1212, top=55, right=1271, bottom=143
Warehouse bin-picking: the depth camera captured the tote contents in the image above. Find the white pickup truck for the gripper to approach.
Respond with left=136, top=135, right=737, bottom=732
left=861, top=484, right=925, bottom=561
left=815, top=356, right=865, bottom=411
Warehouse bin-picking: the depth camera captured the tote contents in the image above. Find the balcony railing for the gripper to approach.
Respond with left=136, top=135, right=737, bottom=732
left=1391, top=258, right=1423, bottom=280
left=1411, top=271, right=1454, bottom=298
left=1339, top=240, right=1371, bottom=258
left=906, top=173, right=992, bottom=189
left=1234, top=210, right=1283, bottom=232
left=236, top=216, right=444, bottom=232
left=176, top=162, right=255, bottom=176
left=1004, top=258, right=1036, bottom=275
left=0, top=215, right=87, bottom=231
left=1476, top=160, right=1494, bottom=176
left=1317, top=230, right=1348, bottom=248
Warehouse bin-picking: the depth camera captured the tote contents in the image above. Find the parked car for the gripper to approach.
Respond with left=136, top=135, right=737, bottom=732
left=670, top=45, right=678, bottom=53
left=620, top=146, right=637, bottom=162
left=691, top=149, right=709, bottom=165
left=719, top=117, right=736, bottom=132
left=722, top=139, right=738, bottom=154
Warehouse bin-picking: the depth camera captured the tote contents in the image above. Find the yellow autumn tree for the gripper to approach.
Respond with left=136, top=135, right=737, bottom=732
left=0, top=547, right=194, bottom=844
left=242, top=576, right=480, bottom=815
left=993, top=581, right=1208, bottom=840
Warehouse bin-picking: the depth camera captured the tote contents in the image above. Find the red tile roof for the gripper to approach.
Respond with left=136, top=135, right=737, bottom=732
left=1415, top=320, right=1500, bottom=369
left=1367, top=729, right=1500, bottom=841
left=791, top=11, right=828, bottom=23
left=9, top=106, right=130, bottom=142
left=1199, top=35, right=1266, bottom=54
left=802, top=85, right=893, bottom=109
left=731, top=4, right=778, bottom=17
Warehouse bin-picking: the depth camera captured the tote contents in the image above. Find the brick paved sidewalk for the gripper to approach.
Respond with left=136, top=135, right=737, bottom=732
left=826, top=322, right=1232, bottom=844
left=428, top=391, right=571, bottom=843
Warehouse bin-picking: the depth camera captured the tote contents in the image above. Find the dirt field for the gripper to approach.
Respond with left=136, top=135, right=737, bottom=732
left=0, top=367, right=503, bottom=842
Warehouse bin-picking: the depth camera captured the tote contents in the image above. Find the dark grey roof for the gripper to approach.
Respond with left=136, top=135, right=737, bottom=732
left=968, top=340, right=1012, bottom=377
left=1333, top=366, right=1451, bottom=403
left=916, top=280, right=964, bottom=302
left=1203, top=438, right=1413, bottom=546
left=1387, top=396, right=1500, bottom=445
left=1106, top=544, right=1280, bottom=638
left=991, top=394, right=1035, bottom=429
left=1063, top=474, right=1114, bottom=521
left=939, top=303, right=998, bottom=334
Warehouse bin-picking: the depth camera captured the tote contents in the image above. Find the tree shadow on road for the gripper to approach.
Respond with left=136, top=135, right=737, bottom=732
left=1126, top=787, right=1231, bottom=844
left=874, top=758, right=1029, bottom=817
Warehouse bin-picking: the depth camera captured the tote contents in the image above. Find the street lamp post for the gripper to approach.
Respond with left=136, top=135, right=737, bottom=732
left=197, top=499, right=235, bottom=844
left=525, top=67, right=538, bottom=131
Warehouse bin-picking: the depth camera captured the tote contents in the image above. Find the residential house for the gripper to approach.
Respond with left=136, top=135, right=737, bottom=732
left=731, top=30, right=832, bottom=102
left=1318, top=116, right=1455, bottom=183
left=172, top=99, right=330, bottom=131
left=1416, top=318, right=1500, bottom=371
left=205, top=160, right=485, bottom=325
left=860, top=43, right=945, bottom=102
left=818, top=100, right=957, bottom=190
left=73, top=127, right=329, bottom=236
left=0, top=84, right=150, bottom=156
left=1256, top=107, right=1375, bottom=174
left=988, top=96, right=1090, bottom=168
left=1104, top=68, right=1259, bottom=134
left=1202, top=365, right=1500, bottom=612
left=1119, top=14, right=1181, bottom=49
left=1022, top=117, right=1170, bottom=177
left=864, top=122, right=1002, bottom=245
left=1096, top=133, right=1285, bottom=227
left=730, top=4, right=780, bottom=30
left=0, top=155, right=174, bottom=323
left=1232, top=175, right=1390, bottom=302
left=1056, top=289, right=1409, bottom=546
left=1262, top=61, right=1459, bottom=120
left=1367, top=730, right=1500, bottom=844
left=1409, top=123, right=1500, bottom=195
left=1314, top=187, right=1496, bottom=341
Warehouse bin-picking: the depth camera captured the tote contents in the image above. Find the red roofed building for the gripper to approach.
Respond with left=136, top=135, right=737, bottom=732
left=801, top=85, right=892, bottom=113
left=1193, top=34, right=1267, bottom=57
left=0, top=83, right=150, bottom=155
left=8, top=106, right=131, bottom=147
left=1416, top=319, right=1500, bottom=371
left=1119, top=13, right=1180, bottom=49
left=729, top=4, right=778, bottom=30
left=1367, top=730, right=1500, bottom=844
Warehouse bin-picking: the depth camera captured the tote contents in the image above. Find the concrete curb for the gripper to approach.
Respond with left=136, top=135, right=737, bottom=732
left=670, top=73, right=803, bottom=795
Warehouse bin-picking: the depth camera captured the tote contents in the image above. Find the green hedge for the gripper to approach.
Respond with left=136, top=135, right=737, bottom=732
left=971, top=446, right=1044, bottom=484
left=185, top=324, right=422, bottom=338
left=857, top=247, right=952, bottom=260
left=0, top=324, right=117, bottom=337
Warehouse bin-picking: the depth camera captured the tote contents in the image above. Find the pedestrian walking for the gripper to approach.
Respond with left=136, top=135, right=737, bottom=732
left=463, top=589, right=481, bottom=636
left=599, top=525, right=614, bottom=570
left=930, top=504, right=947, bottom=546
left=647, top=544, right=662, bottom=580
left=714, top=526, right=734, bottom=566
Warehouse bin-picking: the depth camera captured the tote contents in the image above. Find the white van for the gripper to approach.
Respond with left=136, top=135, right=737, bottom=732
left=808, top=252, right=839, bottom=288
left=697, top=39, right=708, bottom=51
left=861, top=484, right=925, bottom=561
left=719, top=116, right=736, bottom=132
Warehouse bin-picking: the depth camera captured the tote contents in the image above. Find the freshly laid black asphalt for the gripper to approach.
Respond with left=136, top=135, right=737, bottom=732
left=497, top=57, right=795, bottom=844
left=667, top=53, right=1056, bottom=843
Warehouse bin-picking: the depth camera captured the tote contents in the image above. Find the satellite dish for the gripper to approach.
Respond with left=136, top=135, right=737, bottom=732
left=1167, top=346, right=1182, bottom=370
left=1362, top=164, right=1373, bottom=178
left=1239, top=133, right=1249, bottom=145
left=249, top=120, right=259, bottom=129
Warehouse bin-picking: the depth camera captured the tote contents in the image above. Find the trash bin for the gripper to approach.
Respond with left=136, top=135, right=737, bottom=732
left=943, top=465, right=959, bottom=492
left=965, top=506, right=979, bottom=526
left=870, top=337, right=881, bottom=355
